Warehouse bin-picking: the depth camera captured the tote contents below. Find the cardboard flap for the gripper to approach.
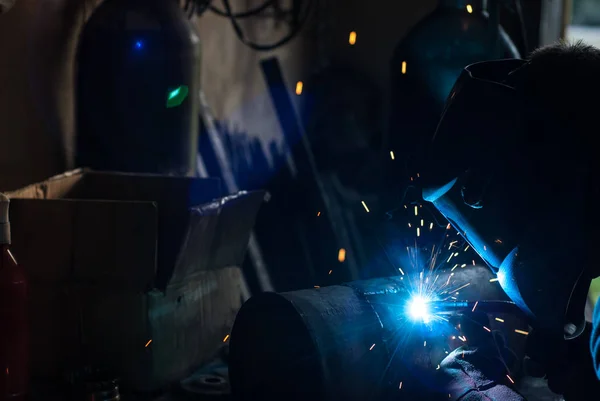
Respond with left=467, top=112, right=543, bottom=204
left=8, top=169, right=224, bottom=290
left=73, top=171, right=222, bottom=289
left=7, top=170, right=86, bottom=200
left=9, top=199, right=158, bottom=290
left=169, top=191, right=265, bottom=284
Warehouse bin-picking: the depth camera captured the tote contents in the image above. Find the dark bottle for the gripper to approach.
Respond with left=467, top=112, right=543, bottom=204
left=76, top=0, right=201, bottom=176
left=0, top=193, right=29, bottom=401
left=389, top=0, right=520, bottom=174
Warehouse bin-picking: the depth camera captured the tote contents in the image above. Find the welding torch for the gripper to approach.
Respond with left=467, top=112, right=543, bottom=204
left=429, top=300, right=523, bottom=316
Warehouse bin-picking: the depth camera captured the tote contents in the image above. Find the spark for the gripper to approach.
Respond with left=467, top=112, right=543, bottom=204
left=461, top=264, right=466, bottom=268
left=436, top=364, right=440, bottom=370
left=515, top=329, right=529, bottom=336
left=398, top=267, right=405, bottom=275
left=466, top=4, right=473, bottom=13
left=489, top=278, right=499, bottom=282
left=495, top=239, right=503, bottom=244
left=390, top=151, right=395, bottom=160
left=361, top=201, right=370, bottom=212
left=328, top=270, right=333, bottom=275
left=145, top=339, right=153, bottom=347
left=369, top=343, right=376, bottom=351
left=483, top=326, right=491, bottom=332
left=429, top=222, right=434, bottom=230
left=338, top=248, right=346, bottom=262
left=414, top=206, right=418, bottom=216
left=417, top=228, right=421, bottom=237
left=447, top=253, right=454, bottom=263
left=464, top=245, right=470, bottom=251
left=223, top=334, right=230, bottom=342
left=295, top=81, right=303, bottom=95
left=483, top=246, right=487, bottom=251
left=452, top=282, right=471, bottom=292
left=472, top=260, right=476, bottom=265
left=446, top=223, right=451, bottom=229
left=314, top=285, right=320, bottom=288
left=399, top=381, right=403, bottom=389
left=421, top=219, right=424, bottom=227
left=472, top=301, right=479, bottom=312
left=401, top=61, right=407, bottom=74
left=507, top=374, right=515, bottom=384
left=317, top=211, right=321, bottom=216
left=495, top=317, right=505, bottom=323
left=408, top=223, right=412, bottom=227
left=458, top=336, right=467, bottom=342
left=451, top=336, right=456, bottom=340
left=424, top=341, right=427, bottom=347
left=451, top=264, right=458, bottom=272
left=348, top=31, right=357, bottom=45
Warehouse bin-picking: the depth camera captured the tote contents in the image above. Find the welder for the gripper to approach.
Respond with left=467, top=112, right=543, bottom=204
left=419, top=41, right=600, bottom=400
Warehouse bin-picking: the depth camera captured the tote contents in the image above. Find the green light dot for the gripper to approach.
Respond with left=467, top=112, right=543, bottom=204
left=166, top=85, right=189, bottom=108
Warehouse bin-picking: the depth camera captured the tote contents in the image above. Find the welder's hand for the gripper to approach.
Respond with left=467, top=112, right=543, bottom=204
left=435, top=311, right=524, bottom=400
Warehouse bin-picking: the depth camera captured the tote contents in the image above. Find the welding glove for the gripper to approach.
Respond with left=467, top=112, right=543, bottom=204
left=435, top=311, right=524, bottom=401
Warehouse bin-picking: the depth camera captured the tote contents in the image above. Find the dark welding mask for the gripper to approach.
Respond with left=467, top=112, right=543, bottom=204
left=421, top=59, right=595, bottom=341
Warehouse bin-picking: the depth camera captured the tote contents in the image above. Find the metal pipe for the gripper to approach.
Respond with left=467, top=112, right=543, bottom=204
left=229, top=265, right=513, bottom=401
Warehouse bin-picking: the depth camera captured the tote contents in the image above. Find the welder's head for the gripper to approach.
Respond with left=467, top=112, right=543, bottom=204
left=421, top=42, right=600, bottom=341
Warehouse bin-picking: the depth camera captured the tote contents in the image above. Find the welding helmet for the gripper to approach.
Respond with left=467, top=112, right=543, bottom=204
left=420, top=59, right=597, bottom=341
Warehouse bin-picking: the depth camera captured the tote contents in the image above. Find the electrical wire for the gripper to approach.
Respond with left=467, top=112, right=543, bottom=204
left=209, top=0, right=276, bottom=18
left=220, top=0, right=314, bottom=51
left=514, top=0, right=529, bottom=55
left=185, top=0, right=211, bottom=18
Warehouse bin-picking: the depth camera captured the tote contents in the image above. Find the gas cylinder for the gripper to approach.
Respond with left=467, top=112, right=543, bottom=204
left=0, top=194, right=29, bottom=401
left=389, top=0, right=520, bottom=175
left=76, top=0, right=201, bottom=176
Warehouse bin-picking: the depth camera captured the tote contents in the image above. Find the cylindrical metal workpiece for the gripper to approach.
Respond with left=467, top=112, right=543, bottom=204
left=229, top=266, right=511, bottom=401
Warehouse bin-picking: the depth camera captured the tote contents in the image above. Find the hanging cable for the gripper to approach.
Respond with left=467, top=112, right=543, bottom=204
left=185, top=0, right=211, bottom=18
left=514, top=0, right=529, bottom=55
left=220, top=0, right=314, bottom=51
left=209, top=0, right=276, bottom=18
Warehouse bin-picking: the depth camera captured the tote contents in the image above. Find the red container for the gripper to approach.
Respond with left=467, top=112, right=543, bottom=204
left=0, top=194, right=28, bottom=401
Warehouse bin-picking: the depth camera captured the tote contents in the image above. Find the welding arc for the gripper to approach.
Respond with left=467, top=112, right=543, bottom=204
left=430, top=300, right=523, bottom=316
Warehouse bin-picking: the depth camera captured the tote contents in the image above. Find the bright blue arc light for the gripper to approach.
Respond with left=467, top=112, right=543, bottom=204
left=407, top=295, right=431, bottom=323
left=134, top=40, right=144, bottom=50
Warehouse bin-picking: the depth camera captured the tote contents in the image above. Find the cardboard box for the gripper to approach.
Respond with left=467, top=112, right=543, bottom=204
left=6, top=170, right=264, bottom=391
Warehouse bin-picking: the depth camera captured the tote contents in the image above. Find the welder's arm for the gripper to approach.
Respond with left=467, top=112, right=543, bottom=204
left=436, top=312, right=525, bottom=401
